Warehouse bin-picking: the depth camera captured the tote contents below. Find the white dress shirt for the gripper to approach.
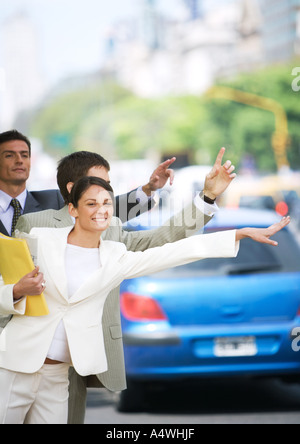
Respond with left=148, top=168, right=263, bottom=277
left=0, top=189, right=27, bottom=235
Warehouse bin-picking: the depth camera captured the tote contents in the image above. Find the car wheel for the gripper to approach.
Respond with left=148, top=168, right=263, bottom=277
left=114, top=379, right=145, bottom=412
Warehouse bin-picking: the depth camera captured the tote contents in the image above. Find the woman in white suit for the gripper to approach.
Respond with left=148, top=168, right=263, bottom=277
left=0, top=177, right=290, bottom=424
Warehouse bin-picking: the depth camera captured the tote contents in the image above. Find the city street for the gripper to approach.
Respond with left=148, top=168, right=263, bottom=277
left=85, top=377, right=300, bottom=424
left=1, top=0, right=299, bottom=430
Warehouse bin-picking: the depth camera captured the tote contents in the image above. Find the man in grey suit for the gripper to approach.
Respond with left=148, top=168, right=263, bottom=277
left=16, top=147, right=236, bottom=424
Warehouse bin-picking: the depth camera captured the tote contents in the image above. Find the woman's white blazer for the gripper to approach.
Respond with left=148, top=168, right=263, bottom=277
left=0, top=227, right=239, bottom=376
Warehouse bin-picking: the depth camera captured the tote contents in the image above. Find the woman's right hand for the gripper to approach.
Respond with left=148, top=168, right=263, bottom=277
left=13, top=267, right=45, bottom=301
left=236, top=216, right=291, bottom=246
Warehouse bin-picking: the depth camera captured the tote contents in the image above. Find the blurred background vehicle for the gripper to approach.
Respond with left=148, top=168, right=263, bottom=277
left=220, top=173, right=300, bottom=228
left=117, top=207, right=300, bottom=412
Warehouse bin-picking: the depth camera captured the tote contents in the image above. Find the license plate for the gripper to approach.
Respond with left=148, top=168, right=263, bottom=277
left=214, top=336, right=257, bottom=357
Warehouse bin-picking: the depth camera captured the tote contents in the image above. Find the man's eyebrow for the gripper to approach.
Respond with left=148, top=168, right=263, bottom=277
left=1, top=150, right=29, bottom=155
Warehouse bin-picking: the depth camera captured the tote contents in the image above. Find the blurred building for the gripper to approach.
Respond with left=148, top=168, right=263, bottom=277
left=139, top=0, right=165, bottom=50
left=102, top=0, right=252, bottom=96
left=0, top=12, right=46, bottom=129
left=183, top=0, right=204, bottom=20
left=258, top=0, right=300, bottom=62
left=102, top=0, right=171, bottom=97
left=101, top=0, right=300, bottom=98
left=220, top=0, right=263, bottom=78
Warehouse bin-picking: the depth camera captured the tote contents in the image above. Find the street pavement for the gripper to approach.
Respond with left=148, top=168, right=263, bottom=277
left=85, top=377, right=300, bottom=424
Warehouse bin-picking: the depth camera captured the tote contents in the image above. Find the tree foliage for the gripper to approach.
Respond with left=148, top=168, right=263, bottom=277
left=29, top=61, right=300, bottom=172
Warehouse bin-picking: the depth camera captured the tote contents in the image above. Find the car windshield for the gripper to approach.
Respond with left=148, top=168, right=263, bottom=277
left=240, top=195, right=275, bottom=211
left=152, top=229, right=300, bottom=278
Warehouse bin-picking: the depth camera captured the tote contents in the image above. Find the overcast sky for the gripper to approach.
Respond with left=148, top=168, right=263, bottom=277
left=0, top=0, right=235, bottom=86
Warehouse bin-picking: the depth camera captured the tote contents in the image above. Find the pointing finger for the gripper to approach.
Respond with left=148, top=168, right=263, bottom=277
left=214, top=148, right=226, bottom=167
left=167, top=157, right=177, bottom=167
left=159, top=157, right=177, bottom=170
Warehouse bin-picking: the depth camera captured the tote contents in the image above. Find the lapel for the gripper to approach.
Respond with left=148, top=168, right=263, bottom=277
left=52, top=206, right=74, bottom=228
left=0, top=220, right=9, bottom=236
left=39, top=226, right=112, bottom=304
left=24, top=191, right=41, bottom=214
left=39, top=226, right=71, bottom=301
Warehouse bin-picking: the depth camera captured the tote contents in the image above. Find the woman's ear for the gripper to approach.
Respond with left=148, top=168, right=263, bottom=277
left=68, top=203, right=78, bottom=218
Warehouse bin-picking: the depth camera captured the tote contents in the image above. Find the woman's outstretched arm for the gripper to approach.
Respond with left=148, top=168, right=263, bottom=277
left=118, top=217, right=291, bottom=282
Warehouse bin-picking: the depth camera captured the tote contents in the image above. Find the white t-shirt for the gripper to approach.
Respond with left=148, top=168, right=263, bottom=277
left=46, top=244, right=101, bottom=363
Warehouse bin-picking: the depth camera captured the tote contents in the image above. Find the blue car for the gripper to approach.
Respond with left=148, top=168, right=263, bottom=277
left=117, top=208, right=300, bottom=411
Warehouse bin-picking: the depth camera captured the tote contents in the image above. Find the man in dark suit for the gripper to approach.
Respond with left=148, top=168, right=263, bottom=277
left=0, top=130, right=165, bottom=236
left=0, top=130, right=65, bottom=236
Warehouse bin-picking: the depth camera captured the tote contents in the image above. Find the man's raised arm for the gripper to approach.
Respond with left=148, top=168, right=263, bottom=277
left=116, top=158, right=176, bottom=223
left=119, top=148, right=237, bottom=252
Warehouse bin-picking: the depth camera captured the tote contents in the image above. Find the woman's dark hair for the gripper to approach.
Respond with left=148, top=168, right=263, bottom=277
left=57, top=151, right=111, bottom=204
left=70, top=176, right=114, bottom=208
left=0, top=130, right=31, bottom=155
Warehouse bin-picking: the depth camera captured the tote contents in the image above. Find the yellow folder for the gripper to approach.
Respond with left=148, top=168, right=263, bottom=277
left=0, top=233, right=49, bottom=317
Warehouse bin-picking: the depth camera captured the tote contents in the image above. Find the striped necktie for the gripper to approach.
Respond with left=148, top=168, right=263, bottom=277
left=10, top=199, right=22, bottom=235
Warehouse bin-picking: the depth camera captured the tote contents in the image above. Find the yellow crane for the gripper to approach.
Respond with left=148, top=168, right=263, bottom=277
left=206, top=86, right=290, bottom=171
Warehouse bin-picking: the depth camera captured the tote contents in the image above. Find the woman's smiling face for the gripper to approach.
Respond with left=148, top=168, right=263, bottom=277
left=69, top=185, right=114, bottom=233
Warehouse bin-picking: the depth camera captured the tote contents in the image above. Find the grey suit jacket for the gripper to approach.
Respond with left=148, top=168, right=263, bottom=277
left=15, top=202, right=212, bottom=391
left=0, top=187, right=153, bottom=236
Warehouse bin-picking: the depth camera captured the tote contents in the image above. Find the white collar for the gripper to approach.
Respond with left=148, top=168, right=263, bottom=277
left=0, top=189, right=27, bottom=212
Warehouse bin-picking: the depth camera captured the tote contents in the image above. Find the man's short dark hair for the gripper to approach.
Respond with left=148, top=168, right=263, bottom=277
left=57, top=151, right=111, bottom=204
left=0, top=130, right=31, bottom=155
